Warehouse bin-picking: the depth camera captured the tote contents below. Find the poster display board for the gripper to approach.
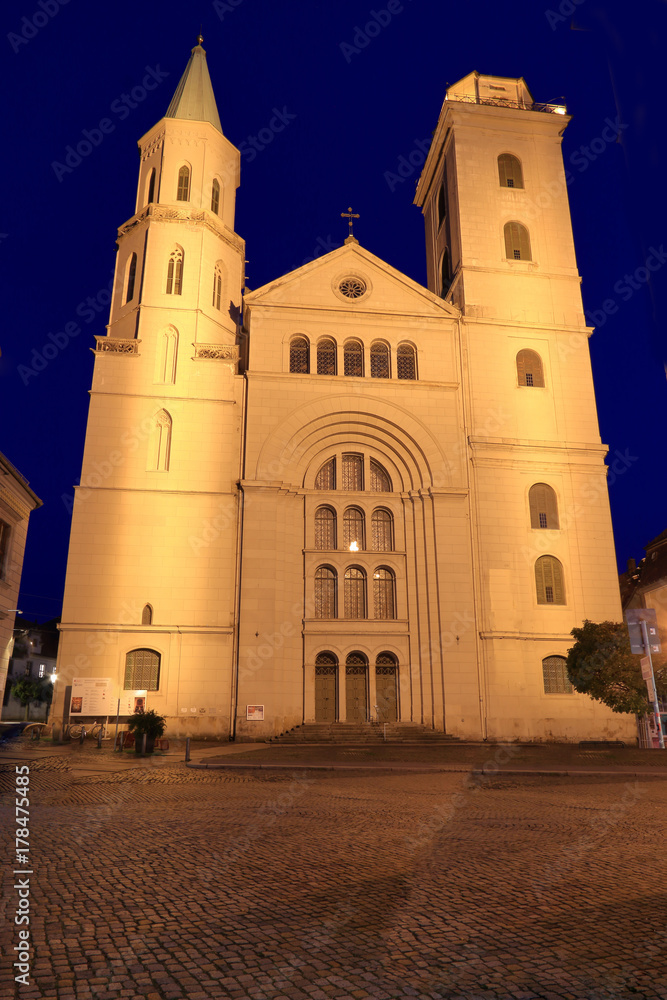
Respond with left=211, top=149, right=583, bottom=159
left=70, top=678, right=114, bottom=716
left=246, top=705, right=264, bottom=721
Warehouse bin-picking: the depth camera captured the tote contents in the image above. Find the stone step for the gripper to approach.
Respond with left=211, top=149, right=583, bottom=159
left=269, top=722, right=459, bottom=744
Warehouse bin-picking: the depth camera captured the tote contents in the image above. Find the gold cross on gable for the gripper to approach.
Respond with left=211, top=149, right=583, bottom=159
left=341, top=206, right=360, bottom=238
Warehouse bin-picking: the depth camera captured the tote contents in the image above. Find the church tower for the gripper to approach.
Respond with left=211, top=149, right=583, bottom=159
left=55, top=39, right=244, bottom=732
left=415, top=73, right=630, bottom=739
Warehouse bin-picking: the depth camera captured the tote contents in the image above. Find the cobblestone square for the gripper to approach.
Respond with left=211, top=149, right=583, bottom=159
left=2, top=750, right=667, bottom=999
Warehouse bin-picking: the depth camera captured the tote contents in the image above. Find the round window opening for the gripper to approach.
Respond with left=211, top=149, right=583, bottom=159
left=339, top=276, right=367, bottom=299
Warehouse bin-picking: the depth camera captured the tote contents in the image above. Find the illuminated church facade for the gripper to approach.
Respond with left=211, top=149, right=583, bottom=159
left=54, top=43, right=634, bottom=742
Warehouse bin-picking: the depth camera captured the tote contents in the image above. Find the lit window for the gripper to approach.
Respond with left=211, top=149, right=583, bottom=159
left=343, top=508, right=365, bottom=551
left=289, top=337, right=309, bottom=374
left=317, top=338, right=337, bottom=375
left=535, top=556, right=565, bottom=605
left=315, top=507, right=336, bottom=549
left=373, top=567, right=395, bottom=619
left=344, top=567, right=366, bottom=619
left=498, top=154, right=524, bottom=189
left=529, top=484, right=559, bottom=529
left=166, top=247, right=184, bottom=295
left=211, top=178, right=220, bottom=215
left=504, top=222, right=531, bottom=261
left=344, top=341, right=364, bottom=377
left=517, top=349, right=544, bottom=387
left=542, top=655, right=573, bottom=694
left=396, top=344, right=416, bottom=380
left=370, top=342, right=390, bottom=379
left=177, top=165, right=190, bottom=201
left=371, top=509, right=393, bottom=550
left=124, top=649, right=160, bottom=690
left=38, top=664, right=45, bottom=678
left=315, top=567, right=336, bottom=619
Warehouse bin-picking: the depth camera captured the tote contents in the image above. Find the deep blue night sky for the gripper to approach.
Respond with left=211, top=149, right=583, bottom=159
left=1, top=0, right=665, bottom=622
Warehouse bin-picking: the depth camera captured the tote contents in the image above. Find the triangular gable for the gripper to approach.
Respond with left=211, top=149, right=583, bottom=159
left=244, top=241, right=459, bottom=319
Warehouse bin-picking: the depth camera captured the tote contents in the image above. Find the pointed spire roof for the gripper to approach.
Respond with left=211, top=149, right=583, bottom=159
left=165, top=36, right=222, bottom=133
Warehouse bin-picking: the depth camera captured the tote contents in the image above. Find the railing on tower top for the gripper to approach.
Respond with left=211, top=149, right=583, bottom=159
left=445, top=94, right=566, bottom=115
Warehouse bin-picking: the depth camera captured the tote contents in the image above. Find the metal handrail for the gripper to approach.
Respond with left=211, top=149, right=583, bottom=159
left=445, top=94, right=565, bottom=114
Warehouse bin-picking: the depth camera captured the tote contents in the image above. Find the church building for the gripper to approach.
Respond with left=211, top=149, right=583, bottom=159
left=54, top=41, right=634, bottom=742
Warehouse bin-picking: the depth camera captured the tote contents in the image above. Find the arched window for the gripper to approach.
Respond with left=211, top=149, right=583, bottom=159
left=375, top=652, right=398, bottom=722
left=315, top=457, right=335, bottom=490
left=370, top=342, right=390, bottom=379
left=317, top=338, right=337, bottom=375
left=289, top=337, right=309, bottom=373
left=498, top=154, right=524, bottom=189
left=141, top=604, right=153, bottom=625
left=342, top=454, right=363, bottom=491
left=440, top=249, right=451, bottom=298
left=535, top=556, right=565, bottom=605
left=370, top=460, right=391, bottom=493
left=166, top=247, right=183, bottom=295
left=211, top=178, right=220, bottom=215
left=504, top=222, right=531, bottom=261
left=542, top=655, right=573, bottom=694
left=315, top=507, right=336, bottom=549
left=152, top=410, right=172, bottom=471
left=125, top=253, right=137, bottom=304
left=156, top=327, right=178, bottom=384
left=343, top=340, right=364, bottom=377
left=373, top=567, right=395, bottom=619
left=396, top=343, right=417, bottom=380
left=147, top=168, right=156, bottom=205
left=371, top=509, right=393, bottom=551
left=343, top=507, right=365, bottom=551
left=344, top=567, right=366, bottom=619
left=212, top=261, right=223, bottom=310
left=529, top=484, right=559, bottom=529
left=437, top=184, right=446, bottom=227
left=315, top=567, right=336, bottom=619
left=124, top=648, right=160, bottom=690
left=516, top=349, right=544, bottom=387
left=177, top=165, right=190, bottom=201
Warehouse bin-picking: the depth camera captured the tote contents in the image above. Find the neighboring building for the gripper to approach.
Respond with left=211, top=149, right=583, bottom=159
left=2, top=617, right=59, bottom=721
left=620, top=530, right=667, bottom=630
left=0, top=451, right=42, bottom=707
left=54, top=45, right=634, bottom=742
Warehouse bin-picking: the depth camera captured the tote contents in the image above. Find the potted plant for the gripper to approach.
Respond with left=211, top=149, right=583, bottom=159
left=126, top=709, right=166, bottom=754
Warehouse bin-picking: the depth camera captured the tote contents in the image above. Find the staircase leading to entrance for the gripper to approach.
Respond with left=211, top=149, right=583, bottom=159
left=268, top=722, right=459, bottom=744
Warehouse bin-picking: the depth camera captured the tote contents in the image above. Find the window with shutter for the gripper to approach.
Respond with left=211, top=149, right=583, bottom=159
left=535, top=556, right=565, bottom=605
left=504, top=222, right=531, bottom=261
left=211, top=178, right=220, bottom=215
left=529, top=484, right=559, bottom=529
left=498, top=154, right=524, bottom=189
left=516, top=349, right=544, bottom=387
left=176, top=165, right=190, bottom=201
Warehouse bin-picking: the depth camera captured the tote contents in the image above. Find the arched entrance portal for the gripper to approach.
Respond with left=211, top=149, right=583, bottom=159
left=345, top=653, right=368, bottom=722
left=315, top=652, right=337, bottom=722
left=375, top=653, right=398, bottom=722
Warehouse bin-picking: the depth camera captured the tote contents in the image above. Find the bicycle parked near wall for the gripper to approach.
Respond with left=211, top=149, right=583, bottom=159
left=68, top=721, right=109, bottom=741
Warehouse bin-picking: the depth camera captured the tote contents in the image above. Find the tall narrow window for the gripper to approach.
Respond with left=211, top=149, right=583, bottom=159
left=370, top=460, right=391, bottom=493
left=371, top=509, right=393, bottom=550
left=437, top=184, right=446, bottom=227
left=147, top=168, right=156, bottom=205
left=542, top=655, right=573, bottom=694
left=396, top=344, right=416, bottom=380
left=315, top=507, right=336, bottom=549
left=212, top=262, right=223, bottom=310
left=152, top=410, right=172, bottom=471
left=344, top=341, right=364, bottom=377
left=370, top=342, right=390, bottom=379
left=177, top=165, right=190, bottom=202
left=535, top=556, right=565, bottom=605
left=211, top=178, right=220, bottom=215
left=343, top=508, right=365, bottom=551
left=156, top=327, right=178, bottom=384
left=166, top=247, right=183, bottom=295
left=315, top=567, right=336, bottom=619
left=373, top=567, right=395, bottom=620
left=498, top=154, right=524, bottom=189
left=0, top=519, right=10, bottom=579
left=125, top=253, right=137, bottom=304
left=124, top=649, right=160, bottom=690
left=516, top=349, right=544, bottom=387
left=344, top=567, right=367, bottom=619
left=315, top=458, right=335, bottom=490
left=504, top=222, right=531, bottom=261
left=317, top=338, right=337, bottom=375
left=440, top=249, right=451, bottom=298
left=529, top=484, right=559, bottom=529
left=141, top=604, right=153, bottom=625
left=289, top=337, right=309, bottom=373
left=342, top=454, right=363, bottom=491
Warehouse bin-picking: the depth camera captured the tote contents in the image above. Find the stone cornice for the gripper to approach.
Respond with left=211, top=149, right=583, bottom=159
left=117, top=204, right=245, bottom=255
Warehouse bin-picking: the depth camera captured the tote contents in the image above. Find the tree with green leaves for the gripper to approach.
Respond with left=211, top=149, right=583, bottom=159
left=566, top=619, right=667, bottom=715
left=11, top=678, right=53, bottom=721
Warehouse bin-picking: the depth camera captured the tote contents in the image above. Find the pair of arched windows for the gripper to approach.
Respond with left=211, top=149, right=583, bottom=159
left=175, top=167, right=221, bottom=215
left=315, top=456, right=392, bottom=493
left=290, top=338, right=417, bottom=380
left=124, top=648, right=160, bottom=690
left=315, top=566, right=396, bottom=620
left=166, top=247, right=184, bottom=295
left=315, top=507, right=393, bottom=551
left=516, top=349, right=544, bottom=387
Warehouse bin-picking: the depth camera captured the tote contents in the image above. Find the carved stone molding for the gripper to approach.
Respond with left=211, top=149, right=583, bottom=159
left=117, top=205, right=244, bottom=254
left=0, top=486, right=30, bottom=521
left=95, top=337, right=140, bottom=355
left=193, top=344, right=239, bottom=361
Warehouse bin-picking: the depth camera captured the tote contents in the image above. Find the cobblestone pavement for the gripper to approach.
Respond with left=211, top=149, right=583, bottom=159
left=2, top=752, right=667, bottom=1000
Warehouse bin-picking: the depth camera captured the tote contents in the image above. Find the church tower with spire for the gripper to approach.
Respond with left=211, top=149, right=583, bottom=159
left=56, top=39, right=245, bottom=730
